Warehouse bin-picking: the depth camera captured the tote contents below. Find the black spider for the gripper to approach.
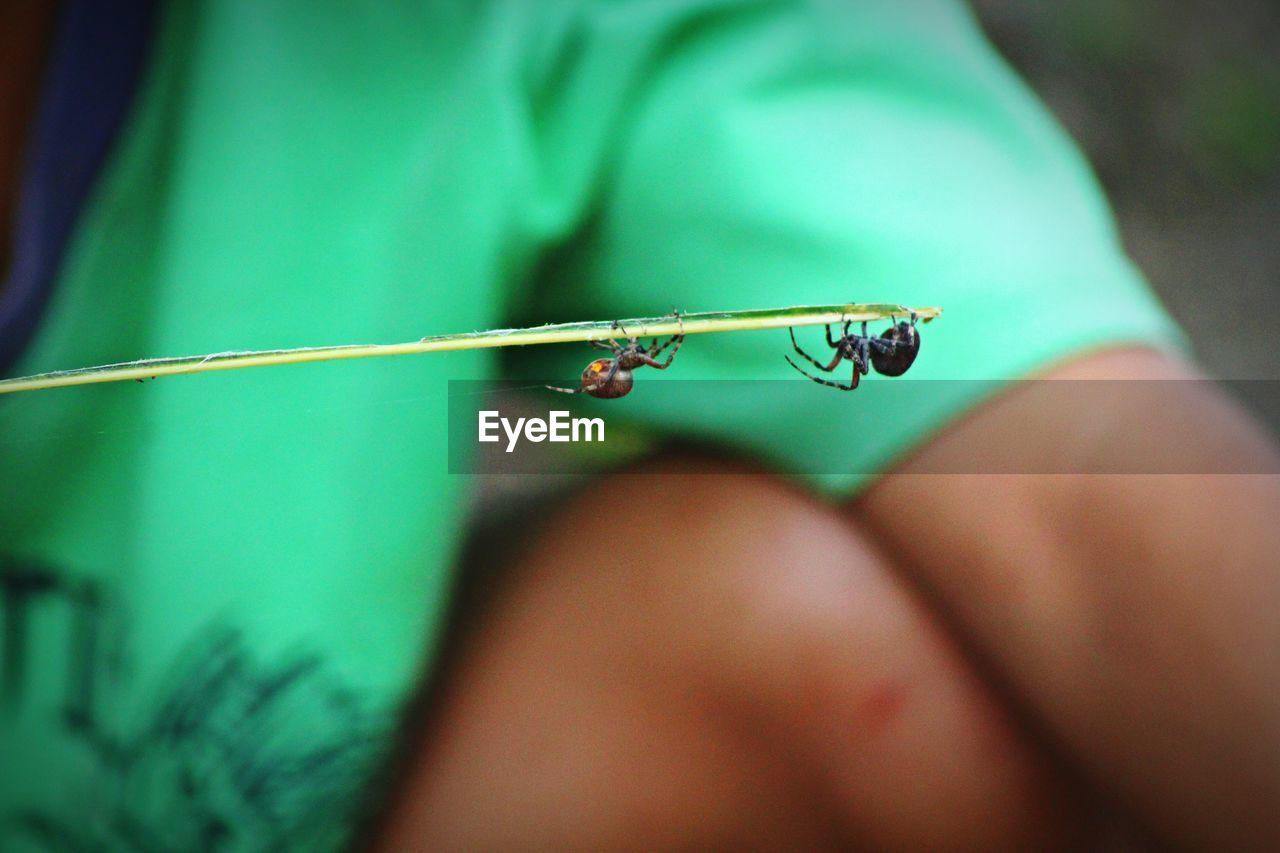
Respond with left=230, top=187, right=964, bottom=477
left=785, top=312, right=920, bottom=390
left=547, top=312, right=685, bottom=399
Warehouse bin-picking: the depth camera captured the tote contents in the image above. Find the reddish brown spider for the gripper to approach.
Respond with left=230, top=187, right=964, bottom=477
left=547, top=312, right=685, bottom=399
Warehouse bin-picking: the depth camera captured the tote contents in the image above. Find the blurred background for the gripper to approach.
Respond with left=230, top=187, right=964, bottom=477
left=971, top=0, right=1280, bottom=390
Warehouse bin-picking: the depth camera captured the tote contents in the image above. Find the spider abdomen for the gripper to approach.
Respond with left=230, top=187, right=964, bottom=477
left=870, top=324, right=920, bottom=377
left=583, top=360, right=634, bottom=398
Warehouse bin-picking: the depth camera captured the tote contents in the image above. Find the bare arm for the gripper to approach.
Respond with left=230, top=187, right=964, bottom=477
left=855, top=348, right=1280, bottom=848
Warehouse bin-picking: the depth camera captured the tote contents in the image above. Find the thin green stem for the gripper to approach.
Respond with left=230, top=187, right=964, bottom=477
left=0, top=302, right=939, bottom=394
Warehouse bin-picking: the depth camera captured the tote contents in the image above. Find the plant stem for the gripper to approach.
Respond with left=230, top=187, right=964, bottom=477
left=0, top=302, right=939, bottom=394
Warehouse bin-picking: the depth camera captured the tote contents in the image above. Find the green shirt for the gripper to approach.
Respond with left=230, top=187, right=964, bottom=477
left=0, top=1, right=1181, bottom=848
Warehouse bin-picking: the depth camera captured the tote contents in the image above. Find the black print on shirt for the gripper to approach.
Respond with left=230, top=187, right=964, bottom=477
left=1, top=559, right=399, bottom=852
left=1, top=555, right=116, bottom=734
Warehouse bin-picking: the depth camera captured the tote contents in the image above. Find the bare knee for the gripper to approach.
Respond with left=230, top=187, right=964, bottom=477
left=380, top=454, right=1089, bottom=849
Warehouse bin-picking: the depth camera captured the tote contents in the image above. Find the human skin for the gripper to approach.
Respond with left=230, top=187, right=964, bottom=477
left=855, top=348, right=1280, bottom=849
left=378, top=348, right=1280, bottom=849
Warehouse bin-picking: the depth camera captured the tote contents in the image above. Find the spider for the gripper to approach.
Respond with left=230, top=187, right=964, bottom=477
left=785, top=312, right=920, bottom=390
left=547, top=311, right=685, bottom=399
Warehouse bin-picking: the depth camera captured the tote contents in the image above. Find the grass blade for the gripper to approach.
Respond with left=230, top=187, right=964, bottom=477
left=0, top=302, right=939, bottom=394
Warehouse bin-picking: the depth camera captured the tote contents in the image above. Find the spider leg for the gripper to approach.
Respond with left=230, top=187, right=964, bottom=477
left=589, top=339, right=620, bottom=352
left=868, top=336, right=899, bottom=355
left=856, top=337, right=872, bottom=374
left=611, top=321, right=641, bottom=355
left=637, top=334, right=684, bottom=369
left=642, top=309, right=684, bottom=357
left=789, top=327, right=841, bottom=372
left=891, top=310, right=920, bottom=333
left=648, top=335, right=676, bottom=358
left=784, top=355, right=860, bottom=390
left=848, top=356, right=864, bottom=388
left=649, top=332, right=683, bottom=357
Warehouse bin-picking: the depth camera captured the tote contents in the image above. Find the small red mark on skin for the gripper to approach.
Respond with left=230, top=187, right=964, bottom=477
left=858, top=679, right=909, bottom=737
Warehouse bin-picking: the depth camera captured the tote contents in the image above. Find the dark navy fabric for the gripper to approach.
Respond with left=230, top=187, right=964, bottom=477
left=0, top=0, right=157, bottom=377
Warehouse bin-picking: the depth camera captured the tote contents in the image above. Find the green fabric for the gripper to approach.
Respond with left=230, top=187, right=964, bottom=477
left=0, top=1, right=1182, bottom=848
